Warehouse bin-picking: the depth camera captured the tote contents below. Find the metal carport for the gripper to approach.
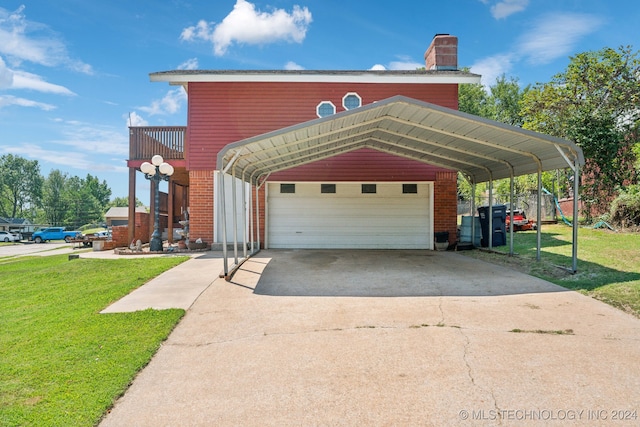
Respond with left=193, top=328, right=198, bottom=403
left=215, top=95, right=584, bottom=279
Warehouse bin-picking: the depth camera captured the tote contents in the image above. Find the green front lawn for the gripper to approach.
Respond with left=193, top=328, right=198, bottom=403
left=0, top=254, right=188, bottom=426
left=462, top=223, right=640, bottom=317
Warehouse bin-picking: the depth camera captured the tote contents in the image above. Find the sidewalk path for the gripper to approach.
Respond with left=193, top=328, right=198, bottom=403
left=94, top=252, right=224, bottom=313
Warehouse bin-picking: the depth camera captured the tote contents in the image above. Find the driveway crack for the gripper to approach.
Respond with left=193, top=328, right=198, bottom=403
left=458, top=328, right=502, bottom=424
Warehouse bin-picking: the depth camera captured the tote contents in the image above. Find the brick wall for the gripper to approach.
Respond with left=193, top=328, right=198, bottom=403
left=189, top=170, right=214, bottom=243
left=110, top=212, right=150, bottom=249
left=434, top=171, right=458, bottom=244
left=252, top=185, right=266, bottom=248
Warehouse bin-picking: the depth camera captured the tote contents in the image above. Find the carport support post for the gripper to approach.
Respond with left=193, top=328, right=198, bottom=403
left=249, top=182, right=254, bottom=254
left=488, top=178, right=493, bottom=249
left=231, top=169, right=238, bottom=264
left=471, top=182, right=477, bottom=246
left=242, top=171, right=248, bottom=258
left=536, top=169, right=542, bottom=262
left=572, top=165, right=580, bottom=272
left=219, top=171, right=229, bottom=277
left=509, top=174, right=514, bottom=256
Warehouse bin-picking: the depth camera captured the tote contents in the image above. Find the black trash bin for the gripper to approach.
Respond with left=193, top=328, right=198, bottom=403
left=434, top=231, right=449, bottom=243
left=477, top=205, right=506, bottom=247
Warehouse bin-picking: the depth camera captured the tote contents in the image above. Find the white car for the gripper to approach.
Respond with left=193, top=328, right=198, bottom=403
left=0, top=231, right=21, bottom=242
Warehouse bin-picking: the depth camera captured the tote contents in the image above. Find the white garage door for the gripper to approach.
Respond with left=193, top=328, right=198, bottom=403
left=267, top=182, right=432, bottom=249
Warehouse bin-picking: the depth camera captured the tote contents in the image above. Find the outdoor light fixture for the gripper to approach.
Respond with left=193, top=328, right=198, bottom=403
left=141, top=155, right=174, bottom=252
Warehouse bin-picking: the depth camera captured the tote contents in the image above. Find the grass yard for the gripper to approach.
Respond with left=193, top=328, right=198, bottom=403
left=461, top=223, right=640, bottom=317
left=0, top=254, right=189, bottom=427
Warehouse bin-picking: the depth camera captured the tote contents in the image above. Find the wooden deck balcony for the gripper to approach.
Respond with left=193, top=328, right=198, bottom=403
left=129, top=126, right=186, bottom=161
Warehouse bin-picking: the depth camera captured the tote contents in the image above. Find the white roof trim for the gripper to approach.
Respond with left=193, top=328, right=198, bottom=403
left=150, top=70, right=481, bottom=85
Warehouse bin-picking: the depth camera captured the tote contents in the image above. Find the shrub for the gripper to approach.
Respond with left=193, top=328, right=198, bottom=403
left=610, top=185, right=640, bottom=229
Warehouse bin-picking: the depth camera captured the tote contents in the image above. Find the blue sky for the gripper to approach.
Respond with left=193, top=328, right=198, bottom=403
left=0, top=0, right=637, bottom=205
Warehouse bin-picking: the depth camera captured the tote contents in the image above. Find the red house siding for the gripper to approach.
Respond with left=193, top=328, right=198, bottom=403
left=186, top=81, right=460, bottom=245
left=187, top=81, right=458, bottom=170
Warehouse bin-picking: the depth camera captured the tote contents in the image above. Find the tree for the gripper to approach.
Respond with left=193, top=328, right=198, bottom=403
left=42, top=170, right=69, bottom=226
left=41, top=171, right=112, bottom=228
left=521, top=46, right=640, bottom=221
left=458, top=74, right=537, bottom=202
left=0, top=154, right=43, bottom=219
left=64, top=176, right=103, bottom=228
left=83, top=174, right=111, bottom=207
left=108, top=196, right=144, bottom=208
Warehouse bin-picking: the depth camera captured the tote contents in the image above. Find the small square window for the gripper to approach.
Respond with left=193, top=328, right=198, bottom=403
left=280, top=183, right=295, bottom=194
left=403, top=183, right=418, bottom=194
left=362, top=184, right=377, bottom=194
left=321, top=183, right=336, bottom=194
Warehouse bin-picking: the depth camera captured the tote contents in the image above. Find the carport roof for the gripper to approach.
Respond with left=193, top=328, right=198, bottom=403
left=217, top=95, right=584, bottom=184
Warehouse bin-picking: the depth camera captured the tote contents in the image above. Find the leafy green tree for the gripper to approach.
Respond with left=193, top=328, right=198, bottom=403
left=64, top=176, right=103, bottom=228
left=108, top=196, right=144, bottom=208
left=83, top=174, right=111, bottom=207
left=0, top=154, right=43, bottom=219
left=458, top=74, right=536, bottom=203
left=521, top=46, right=640, bottom=221
left=42, top=170, right=69, bottom=226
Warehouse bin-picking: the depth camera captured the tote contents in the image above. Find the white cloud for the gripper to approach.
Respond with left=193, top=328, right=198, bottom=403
left=470, top=54, right=514, bottom=88
left=0, top=5, right=93, bottom=73
left=126, top=111, right=148, bottom=127
left=11, top=70, right=75, bottom=95
left=138, top=88, right=187, bottom=116
left=490, top=0, right=529, bottom=19
left=368, top=56, right=423, bottom=71
left=387, top=60, right=424, bottom=71
left=181, top=0, right=312, bottom=56
left=517, top=13, right=603, bottom=64
left=284, top=61, right=304, bottom=70
left=54, top=121, right=129, bottom=156
left=469, top=12, right=602, bottom=87
left=0, top=94, right=55, bottom=110
left=0, top=56, right=13, bottom=88
left=178, top=58, right=199, bottom=70
left=1, top=143, right=88, bottom=169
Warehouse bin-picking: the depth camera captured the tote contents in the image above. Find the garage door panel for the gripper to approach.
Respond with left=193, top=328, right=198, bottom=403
left=268, top=182, right=432, bottom=249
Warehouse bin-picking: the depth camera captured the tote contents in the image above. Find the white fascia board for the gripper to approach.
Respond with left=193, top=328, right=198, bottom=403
left=151, top=72, right=481, bottom=85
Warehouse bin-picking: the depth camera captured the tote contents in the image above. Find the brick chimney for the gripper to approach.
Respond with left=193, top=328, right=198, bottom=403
left=424, top=34, right=458, bottom=71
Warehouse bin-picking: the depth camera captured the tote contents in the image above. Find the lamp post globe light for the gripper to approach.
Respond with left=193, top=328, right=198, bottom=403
left=140, top=155, right=174, bottom=252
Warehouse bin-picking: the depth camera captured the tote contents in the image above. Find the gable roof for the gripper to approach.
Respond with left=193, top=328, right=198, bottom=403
left=0, top=217, right=31, bottom=225
left=216, top=96, right=584, bottom=184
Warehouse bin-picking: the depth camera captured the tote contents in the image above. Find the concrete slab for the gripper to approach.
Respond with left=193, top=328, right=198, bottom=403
left=99, top=252, right=224, bottom=313
left=100, top=250, right=640, bottom=426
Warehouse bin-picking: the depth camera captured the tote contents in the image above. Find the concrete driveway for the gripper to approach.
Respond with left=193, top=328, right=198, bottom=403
left=101, top=250, right=640, bottom=426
